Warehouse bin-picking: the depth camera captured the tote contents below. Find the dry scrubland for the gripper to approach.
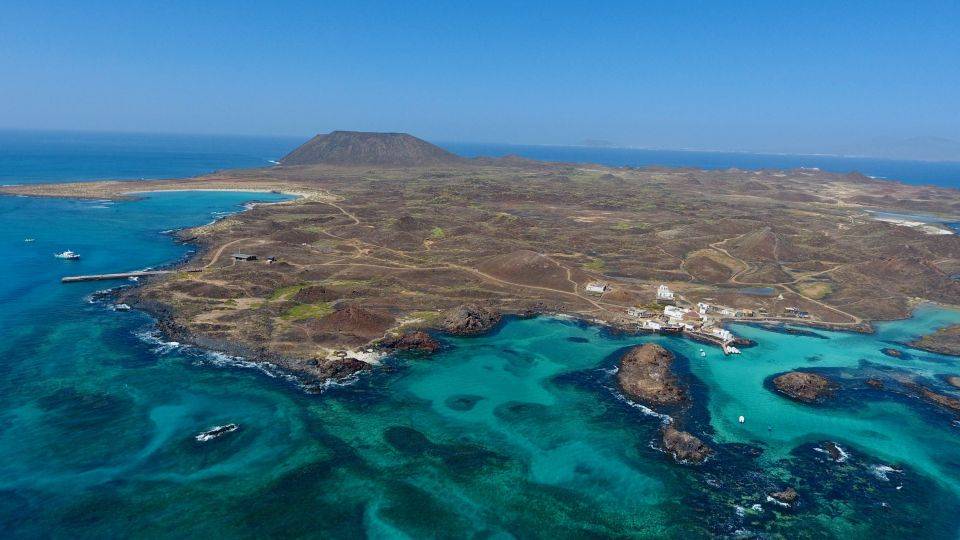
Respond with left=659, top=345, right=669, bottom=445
left=7, top=153, right=960, bottom=382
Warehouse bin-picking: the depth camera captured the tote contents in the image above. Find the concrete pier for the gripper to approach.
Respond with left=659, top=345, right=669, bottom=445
left=61, top=269, right=200, bottom=283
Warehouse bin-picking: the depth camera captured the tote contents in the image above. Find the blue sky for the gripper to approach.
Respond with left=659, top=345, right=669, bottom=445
left=1, top=1, right=958, bottom=153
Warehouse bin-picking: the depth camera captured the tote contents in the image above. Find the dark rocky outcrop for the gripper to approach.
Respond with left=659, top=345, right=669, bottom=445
left=381, top=331, right=441, bottom=354
left=822, top=441, right=846, bottom=461
left=906, top=382, right=960, bottom=414
left=661, top=425, right=711, bottom=464
left=279, top=131, right=463, bottom=167
left=440, top=304, right=501, bottom=336
left=866, top=378, right=885, bottom=389
left=772, top=371, right=833, bottom=403
left=909, top=324, right=960, bottom=356
left=617, top=343, right=685, bottom=406
left=881, top=347, right=904, bottom=358
left=314, top=356, right=371, bottom=380
left=291, top=284, right=340, bottom=303
left=769, top=487, right=798, bottom=505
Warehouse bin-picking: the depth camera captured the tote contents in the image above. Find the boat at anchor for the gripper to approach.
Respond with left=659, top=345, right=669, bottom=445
left=195, top=423, right=238, bottom=442
left=54, top=250, right=80, bottom=260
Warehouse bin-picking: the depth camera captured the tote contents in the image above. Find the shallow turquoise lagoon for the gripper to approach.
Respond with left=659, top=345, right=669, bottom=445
left=1, top=192, right=960, bottom=537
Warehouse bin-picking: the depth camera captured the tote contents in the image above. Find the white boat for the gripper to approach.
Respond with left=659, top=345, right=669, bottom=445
left=699, top=349, right=706, bottom=357
left=24, top=238, right=35, bottom=242
left=114, top=303, right=131, bottom=311
left=54, top=250, right=80, bottom=260
left=195, top=423, right=238, bottom=442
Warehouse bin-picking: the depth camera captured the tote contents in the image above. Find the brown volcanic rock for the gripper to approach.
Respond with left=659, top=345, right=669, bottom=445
left=661, top=425, right=711, bottom=464
left=769, top=487, right=799, bottom=505
left=382, top=331, right=441, bottom=353
left=476, top=250, right=574, bottom=292
left=279, top=131, right=462, bottom=167
left=908, top=383, right=960, bottom=414
left=910, top=324, right=960, bottom=356
left=440, top=304, right=501, bottom=336
left=314, top=356, right=371, bottom=380
left=948, top=376, right=960, bottom=389
left=307, top=305, right=394, bottom=340
left=292, top=285, right=340, bottom=303
left=772, top=372, right=833, bottom=403
left=617, top=344, right=685, bottom=406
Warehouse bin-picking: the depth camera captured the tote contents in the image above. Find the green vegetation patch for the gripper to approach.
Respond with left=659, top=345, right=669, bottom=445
left=282, top=302, right=334, bottom=321
left=612, top=221, right=649, bottom=232
left=583, top=258, right=605, bottom=271
left=270, top=283, right=308, bottom=301
left=430, top=227, right=446, bottom=239
left=797, top=281, right=833, bottom=300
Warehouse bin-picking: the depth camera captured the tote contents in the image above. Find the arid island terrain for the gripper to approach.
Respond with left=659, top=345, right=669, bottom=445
left=6, top=131, right=960, bottom=386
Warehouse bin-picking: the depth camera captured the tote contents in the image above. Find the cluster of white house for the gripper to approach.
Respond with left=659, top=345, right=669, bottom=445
left=634, top=285, right=742, bottom=354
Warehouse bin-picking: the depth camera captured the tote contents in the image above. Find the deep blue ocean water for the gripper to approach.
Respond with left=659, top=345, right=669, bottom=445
left=2, top=133, right=960, bottom=537
left=0, top=130, right=302, bottom=185
left=442, top=142, right=960, bottom=188
left=1, top=130, right=957, bottom=189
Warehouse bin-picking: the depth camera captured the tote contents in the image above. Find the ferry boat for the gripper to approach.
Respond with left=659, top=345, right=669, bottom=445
left=23, top=238, right=34, bottom=242
left=54, top=250, right=80, bottom=260
left=195, top=423, right=238, bottom=442
left=113, top=303, right=131, bottom=311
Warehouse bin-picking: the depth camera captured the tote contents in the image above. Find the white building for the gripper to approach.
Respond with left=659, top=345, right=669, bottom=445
left=697, top=302, right=713, bottom=314
left=640, top=320, right=662, bottom=331
left=657, top=284, right=675, bottom=301
left=585, top=282, right=608, bottom=294
left=709, top=327, right=734, bottom=341
left=663, top=305, right=689, bottom=322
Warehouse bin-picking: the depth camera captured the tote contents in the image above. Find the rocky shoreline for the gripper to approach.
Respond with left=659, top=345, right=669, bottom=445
left=771, top=371, right=834, bottom=403
left=617, top=343, right=686, bottom=406
left=907, top=324, right=960, bottom=356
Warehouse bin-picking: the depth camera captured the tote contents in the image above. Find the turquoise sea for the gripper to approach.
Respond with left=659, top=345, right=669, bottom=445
left=0, top=130, right=302, bottom=185
left=2, top=133, right=960, bottom=537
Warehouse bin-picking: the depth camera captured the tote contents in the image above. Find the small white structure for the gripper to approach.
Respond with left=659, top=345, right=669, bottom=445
left=697, top=302, right=714, bottom=314
left=663, top=305, right=689, bottom=322
left=585, top=282, right=608, bottom=294
left=641, top=320, right=662, bottom=331
left=657, top=284, right=675, bottom=301
left=709, top=327, right=734, bottom=341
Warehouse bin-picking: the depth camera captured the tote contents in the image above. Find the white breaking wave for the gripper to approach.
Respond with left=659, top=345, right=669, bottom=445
left=134, top=328, right=181, bottom=354
left=612, top=389, right=672, bottom=424
left=870, top=464, right=903, bottom=482
left=814, top=442, right=850, bottom=462
left=765, top=495, right=790, bottom=508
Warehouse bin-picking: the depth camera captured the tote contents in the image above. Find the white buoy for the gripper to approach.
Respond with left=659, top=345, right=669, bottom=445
left=738, top=415, right=745, bottom=424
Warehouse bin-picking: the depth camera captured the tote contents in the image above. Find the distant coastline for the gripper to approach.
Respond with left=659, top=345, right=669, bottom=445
left=440, top=141, right=960, bottom=188
left=2, top=129, right=959, bottom=189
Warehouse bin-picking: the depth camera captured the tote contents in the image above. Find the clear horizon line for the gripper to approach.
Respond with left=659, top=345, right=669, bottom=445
left=2, top=126, right=959, bottom=165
